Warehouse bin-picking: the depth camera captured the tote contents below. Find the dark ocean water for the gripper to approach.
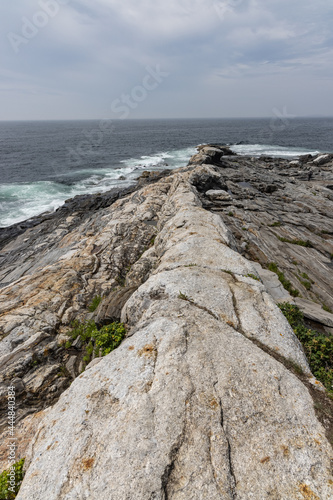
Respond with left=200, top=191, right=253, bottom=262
left=0, top=117, right=332, bottom=227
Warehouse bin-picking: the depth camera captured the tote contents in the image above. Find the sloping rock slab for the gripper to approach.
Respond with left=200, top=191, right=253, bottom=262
left=17, top=169, right=333, bottom=500
left=295, top=297, right=333, bottom=327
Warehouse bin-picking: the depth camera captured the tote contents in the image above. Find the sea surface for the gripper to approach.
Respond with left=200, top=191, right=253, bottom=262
left=0, top=117, right=332, bottom=227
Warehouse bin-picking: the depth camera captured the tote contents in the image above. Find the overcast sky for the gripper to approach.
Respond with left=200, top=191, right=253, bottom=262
left=1, top=0, right=332, bottom=120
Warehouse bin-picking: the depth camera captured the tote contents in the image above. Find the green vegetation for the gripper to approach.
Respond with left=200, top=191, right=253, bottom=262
left=149, top=235, right=156, bottom=246
left=322, top=304, right=333, bottom=313
left=0, top=458, right=25, bottom=499
left=267, top=262, right=300, bottom=297
left=278, top=303, right=333, bottom=396
left=68, top=320, right=126, bottom=368
left=178, top=291, right=190, bottom=301
left=300, top=279, right=312, bottom=290
left=227, top=211, right=234, bottom=217
left=88, top=295, right=102, bottom=312
left=295, top=272, right=314, bottom=290
left=245, top=273, right=260, bottom=281
left=277, top=236, right=313, bottom=247
left=269, top=221, right=282, bottom=227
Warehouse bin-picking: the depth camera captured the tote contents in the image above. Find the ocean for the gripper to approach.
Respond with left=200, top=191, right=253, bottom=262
left=0, top=117, right=332, bottom=228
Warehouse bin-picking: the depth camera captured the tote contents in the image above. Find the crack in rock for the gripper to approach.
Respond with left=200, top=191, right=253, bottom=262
left=218, top=398, right=237, bottom=499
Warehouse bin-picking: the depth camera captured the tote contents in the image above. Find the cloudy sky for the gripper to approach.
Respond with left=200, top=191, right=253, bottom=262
left=1, top=0, right=333, bottom=120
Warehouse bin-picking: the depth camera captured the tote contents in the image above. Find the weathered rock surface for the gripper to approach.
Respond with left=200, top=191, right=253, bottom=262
left=197, top=147, right=333, bottom=315
left=0, top=146, right=332, bottom=498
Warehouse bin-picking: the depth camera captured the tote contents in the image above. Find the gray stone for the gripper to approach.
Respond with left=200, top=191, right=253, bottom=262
left=313, top=154, right=331, bottom=166
left=252, top=262, right=295, bottom=303
left=65, top=356, right=78, bottom=379
left=295, top=297, right=333, bottom=327
left=205, top=189, right=232, bottom=201
left=22, top=364, right=60, bottom=393
left=71, top=337, right=82, bottom=349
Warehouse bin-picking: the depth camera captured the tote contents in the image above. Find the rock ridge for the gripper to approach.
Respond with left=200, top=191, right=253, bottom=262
left=0, top=146, right=332, bottom=498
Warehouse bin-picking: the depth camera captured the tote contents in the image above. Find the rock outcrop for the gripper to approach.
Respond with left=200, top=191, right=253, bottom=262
left=0, top=146, right=332, bottom=499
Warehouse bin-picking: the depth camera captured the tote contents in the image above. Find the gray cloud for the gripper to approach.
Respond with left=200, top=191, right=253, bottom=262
left=0, top=0, right=332, bottom=119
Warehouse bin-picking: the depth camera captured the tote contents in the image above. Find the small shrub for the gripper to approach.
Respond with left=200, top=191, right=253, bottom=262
left=68, top=320, right=126, bottom=368
left=178, top=291, right=189, bottom=301
left=0, top=458, right=25, bottom=499
left=269, top=221, right=282, bottom=227
left=88, top=295, right=102, bottom=312
left=300, top=279, right=311, bottom=290
left=322, top=304, right=333, bottom=313
left=278, top=303, right=333, bottom=395
left=277, top=237, right=313, bottom=247
left=69, top=320, right=98, bottom=343
left=267, top=262, right=300, bottom=297
left=227, top=211, right=234, bottom=217
left=245, top=273, right=260, bottom=281
left=94, top=322, right=126, bottom=355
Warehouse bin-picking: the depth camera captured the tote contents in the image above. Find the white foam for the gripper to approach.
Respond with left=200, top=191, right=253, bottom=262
left=0, top=143, right=322, bottom=228
left=231, top=144, right=320, bottom=158
left=120, top=147, right=196, bottom=171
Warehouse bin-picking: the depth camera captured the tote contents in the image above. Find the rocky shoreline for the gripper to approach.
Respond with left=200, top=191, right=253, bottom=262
left=0, top=146, right=332, bottom=498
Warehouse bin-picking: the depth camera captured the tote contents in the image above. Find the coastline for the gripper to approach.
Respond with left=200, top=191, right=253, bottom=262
left=0, top=146, right=332, bottom=498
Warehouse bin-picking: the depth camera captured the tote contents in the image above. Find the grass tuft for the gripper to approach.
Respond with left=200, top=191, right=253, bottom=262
left=88, top=295, right=102, bottom=312
left=277, top=236, right=313, bottom=247
left=267, top=263, right=300, bottom=297
left=245, top=273, right=260, bottom=281
left=278, top=302, right=333, bottom=396
left=0, top=458, right=25, bottom=499
left=69, top=320, right=126, bottom=369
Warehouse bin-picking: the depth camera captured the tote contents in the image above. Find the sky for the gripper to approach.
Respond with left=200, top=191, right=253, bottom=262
left=0, top=0, right=333, bottom=120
